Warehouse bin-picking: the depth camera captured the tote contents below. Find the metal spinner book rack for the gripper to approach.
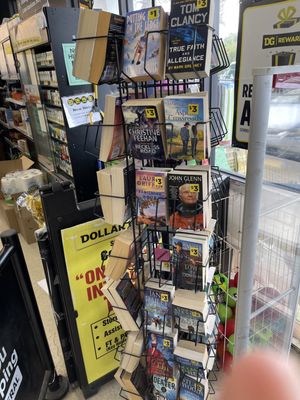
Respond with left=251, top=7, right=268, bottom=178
left=74, top=14, right=230, bottom=400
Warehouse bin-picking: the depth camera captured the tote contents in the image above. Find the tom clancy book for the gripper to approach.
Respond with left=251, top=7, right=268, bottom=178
left=136, top=169, right=168, bottom=226
left=179, top=375, right=208, bottom=400
left=122, top=98, right=167, bottom=160
left=167, top=170, right=209, bottom=231
left=171, top=234, right=209, bottom=291
left=164, top=93, right=209, bottom=161
left=146, top=330, right=178, bottom=377
left=166, top=0, right=215, bottom=79
left=144, top=279, right=175, bottom=334
left=122, top=6, right=167, bottom=81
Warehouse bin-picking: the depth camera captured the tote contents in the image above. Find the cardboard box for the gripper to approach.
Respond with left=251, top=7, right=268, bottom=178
left=15, top=206, right=39, bottom=244
left=0, top=200, right=19, bottom=232
left=0, top=155, right=34, bottom=180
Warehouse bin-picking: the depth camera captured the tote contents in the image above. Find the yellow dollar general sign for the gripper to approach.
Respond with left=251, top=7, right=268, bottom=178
left=148, top=8, right=159, bottom=20
left=61, top=219, right=128, bottom=384
left=196, top=0, right=208, bottom=9
left=154, top=176, right=163, bottom=187
left=163, top=339, right=170, bottom=347
left=188, top=103, right=199, bottom=115
left=161, top=293, right=169, bottom=302
left=190, top=184, right=199, bottom=192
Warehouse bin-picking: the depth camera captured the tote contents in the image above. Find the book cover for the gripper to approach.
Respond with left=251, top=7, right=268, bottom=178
left=174, top=354, right=206, bottom=380
left=136, top=169, right=168, bottom=226
left=100, top=95, right=125, bottom=162
left=146, top=331, right=176, bottom=377
left=122, top=101, right=166, bottom=160
left=152, top=375, right=178, bottom=400
left=116, top=273, right=142, bottom=321
left=171, top=236, right=204, bottom=291
left=179, top=375, right=207, bottom=400
left=167, top=171, right=206, bottom=230
left=164, top=96, right=206, bottom=160
left=144, top=282, right=173, bottom=333
left=173, top=304, right=205, bottom=335
left=122, top=6, right=166, bottom=81
left=167, top=0, right=214, bottom=79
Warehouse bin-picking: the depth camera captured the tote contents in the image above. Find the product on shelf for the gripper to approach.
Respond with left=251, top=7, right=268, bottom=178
left=167, top=169, right=209, bottom=230
left=136, top=168, right=170, bottom=227
left=144, top=278, right=175, bottom=334
left=36, top=51, right=54, bottom=66
left=115, top=362, right=148, bottom=399
left=178, top=374, right=209, bottom=400
left=1, top=169, right=44, bottom=195
left=46, top=106, right=64, bottom=125
left=96, top=158, right=134, bottom=225
left=122, top=6, right=167, bottom=82
left=99, top=94, right=125, bottom=162
left=174, top=340, right=209, bottom=374
left=171, top=232, right=209, bottom=291
left=105, top=226, right=141, bottom=280
left=164, top=92, right=210, bottom=160
left=167, top=0, right=214, bottom=79
left=120, top=329, right=144, bottom=373
left=122, top=98, right=167, bottom=160
left=73, top=9, right=126, bottom=84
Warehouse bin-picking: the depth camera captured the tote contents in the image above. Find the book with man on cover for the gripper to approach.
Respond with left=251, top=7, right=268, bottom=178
left=171, top=234, right=209, bottom=291
left=122, top=6, right=167, bottom=81
left=122, top=98, right=166, bottom=160
left=136, top=168, right=169, bottom=226
left=167, top=170, right=209, bottom=231
left=164, top=93, right=209, bottom=160
left=144, top=279, right=175, bottom=334
left=166, top=0, right=214, bottom=80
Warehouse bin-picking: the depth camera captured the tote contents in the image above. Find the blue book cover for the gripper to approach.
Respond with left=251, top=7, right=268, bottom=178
left=123, top=6, right=166, bottom=80
left=164, top=96, right=207, bottom=160
left=179, top=375, right=207, bottom=400
left=171, top=236, right=205, bottom=291
left=146, top=331, right=176, bottom=377
left=144, top=281, right=174, bottom=333
left=173, top=304, right=205, bottom=335
left=153, top=375, right=178, bottom=400
left=174, top=354, right=206, bottom=379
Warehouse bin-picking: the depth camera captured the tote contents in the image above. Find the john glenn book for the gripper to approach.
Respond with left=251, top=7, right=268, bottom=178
left=167, top=0, right=214, bottom=79
left=122, top=6, right=167, bottom=81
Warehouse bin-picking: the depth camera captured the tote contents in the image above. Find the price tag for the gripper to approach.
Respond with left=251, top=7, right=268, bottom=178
left=196, top=0, right=208, bottom=9
left=190, top=184, right=199, bottom=192
left=188, top=103, right=199, bottom=115
left=145, top=108, right=156, bottom=118
left=154, top=176, right=163, bottom=187
left=161, top=293, right=169, bottom=302
left=163, top=339, right=170, bottom=347
left=190, top=247, right=199, bottom=257
left=148, top=8, right=159, bottom=20
left=192, top=311, right=201, bottom=317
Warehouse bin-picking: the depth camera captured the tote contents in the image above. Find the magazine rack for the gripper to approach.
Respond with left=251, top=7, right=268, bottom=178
left=69, top=6, right=232, bottom=399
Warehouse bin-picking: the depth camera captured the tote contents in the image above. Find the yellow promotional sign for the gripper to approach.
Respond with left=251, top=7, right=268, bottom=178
left=61, top=218, right=128, bottom=384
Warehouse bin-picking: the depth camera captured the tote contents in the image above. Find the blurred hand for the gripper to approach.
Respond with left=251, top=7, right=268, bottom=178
left=219, top=351, right=300, bottom=400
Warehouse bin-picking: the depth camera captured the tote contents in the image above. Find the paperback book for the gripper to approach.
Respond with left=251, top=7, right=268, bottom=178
left=146, top=330, right=178, bottom=377
left=99, top=95, right=125, bottom=162
left=167, top=0, right=214, bottom=80
left=152, top=374, right=178, bottom=400
left=122, top=98, right=166, bottom=160
left=167, top=170, right=209, bottom=230
left=136, top=169, right=168, bottom=226
left=164, top=93, right=209, bottom=160
left=179, top=375, right=208, bottom=400
left=171, top=234, right=209, bottom=291
left=174, top=340, right=208, bottom=377
left=122, top=6, right=167, bottom=81
left=144, top=279, right=175, bottom=334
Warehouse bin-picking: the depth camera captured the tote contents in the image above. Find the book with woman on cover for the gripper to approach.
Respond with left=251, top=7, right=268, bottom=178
left=164, top=93, right=209, bottom=160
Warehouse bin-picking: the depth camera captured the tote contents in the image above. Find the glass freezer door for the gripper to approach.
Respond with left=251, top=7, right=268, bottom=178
left=16, top=49, right=54, bottom=171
